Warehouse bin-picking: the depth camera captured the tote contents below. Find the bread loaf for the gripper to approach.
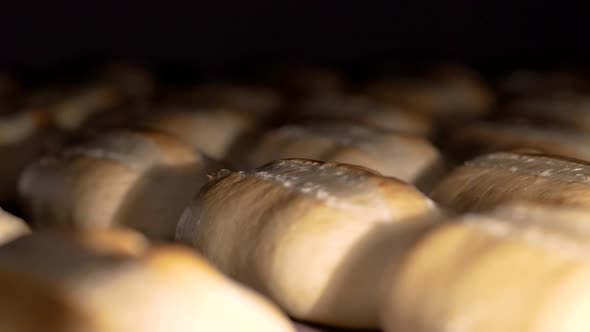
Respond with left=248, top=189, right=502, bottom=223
left=170, top=83, right=281, bottom=118
left=274, top=65, right=344, bottom=98
left=51, top=85, right=125, bottom=132
left=139, top=108, right=257, bottom=159
left=382, top=209, right=590, bottom=332
left=293, top=95, right=434, bottom=137
left=0, top=229, right=295, bottom=332
left=20, top=129, right=210, bottom=240
left=99, top=63, right=155, bottom=102
left=500, top=96, right=590, bottom=132
left=0, top=208, right=30, bottom=245
left=364, top=65, right=493, bottom=119
left=444, top=122, right=590, bottom=162
left=250, top=124, right=445, bottom=191
left=0, top=108, right=57, bottom=203
left=431, top=152, right=590, bottom=212
left=499, top=70, right=587, bottom=98
left=176, top=159, right=439, bottom=328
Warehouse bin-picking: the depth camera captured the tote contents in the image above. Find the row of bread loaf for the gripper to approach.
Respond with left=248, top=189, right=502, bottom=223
left=4, top=64, right=590, bottom=331
left=10, top=148, right=590, bottom=331
left=0, top=63, right=497, bottom=208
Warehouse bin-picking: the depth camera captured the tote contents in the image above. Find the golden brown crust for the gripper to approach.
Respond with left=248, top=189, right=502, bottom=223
left=431, top=152, right=590, bottom=213
left=0, top=229, right=295, bottom=332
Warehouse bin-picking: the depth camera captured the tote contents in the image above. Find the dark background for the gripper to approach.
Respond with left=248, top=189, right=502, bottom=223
left=1, top=1, right=589, bottom=81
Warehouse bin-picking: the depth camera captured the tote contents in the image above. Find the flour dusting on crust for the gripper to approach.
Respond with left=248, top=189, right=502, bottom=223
left=466, top=152, right=590, bottom=185
left=246, top=159, right=390, bottom=210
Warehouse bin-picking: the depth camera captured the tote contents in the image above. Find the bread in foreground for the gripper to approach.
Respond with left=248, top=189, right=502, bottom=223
left=177, top=158, right=439, bottom=328
left=0, top=228, right=295, bottom=332
left=381, top=206, right=590, bottom=332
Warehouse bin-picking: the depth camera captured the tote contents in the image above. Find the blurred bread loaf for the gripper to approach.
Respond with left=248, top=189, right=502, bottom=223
left=498, top=70, right=588, bottom=98
left=168, top=83, right=281, bottom=118
left=293, top=95, right=434, bottom=137
left=364, top=65, right=494, bottom=120
left=0, top=229, right=295, bottom=332
left=139, top=108, right=257, bottom=160
left=20, top=129, right=210, bottom=240
left=250, top=124, right=445, bottom=191
left=381, top=207, right=590, bottom=332
left=444, top=121, right=590, bottom=162
left=274, top=65, right=344, bottom=98
left=500, top=96, right=590, bottom=132
left=0, top=208, right=30, bottom=245
left=0, top=108, right=57, bottom=204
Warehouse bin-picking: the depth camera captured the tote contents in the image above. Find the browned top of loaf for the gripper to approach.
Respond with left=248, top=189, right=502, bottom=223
left=222, top=158, right=385, bottom=201
left=60, top=129, right=201, bottom=169
left=266, top=123, right=434, bottom=156
left=466, top=152, right=590, bottom=185
left=208, top=158, right=424, bottom=211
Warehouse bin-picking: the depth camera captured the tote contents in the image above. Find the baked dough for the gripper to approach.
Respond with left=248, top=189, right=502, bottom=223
left=382, top=208, right=590, bottom=332
left=499, top=70, right=587, bottom=98
left=275, top=66, right=344, bottom=98
left=19, top=129, right=210, bottom=240
left=0, top=108, right=57, bottom=204
left=51, top=85, right=124, bottom=132
left=249, top=124, right=445, bottom=191
left=444, top=121, right=590, bottom=162
left=293, top=95, right=434, bottom=137
left=138, top=108, right=257, bottom=160
left=0, top=228, right=295, bottom=332
left=167, top=83, right=281, bottom=118
left=431, top=152, right=590, bottom=212
left=501, top=96, right=590, bottom=132
left=364, top=65, right=493, bottom=119
left=0, top=208, right=30, bottom=246
left=176, top=158, right=439, bottom=328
